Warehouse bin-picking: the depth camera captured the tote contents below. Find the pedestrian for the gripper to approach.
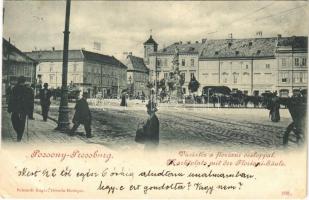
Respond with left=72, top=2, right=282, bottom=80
left=120, top=91, right=127, bottom=106
left=69, top=92, right=92, bottom=138
left=143, top=100, right=160, bottom=151
left=39, top=83, right=52, bottom=121
left=26, top=84, right=35, bottom=120
left=5, top=83, right=12, bottom=104
left=269, top=91, right=280, bottom=122
left=7, top=76, right=32, bottom=142
left=141, top=91, right=145, bottom=103
left=283, top=94, right=307, bottom=145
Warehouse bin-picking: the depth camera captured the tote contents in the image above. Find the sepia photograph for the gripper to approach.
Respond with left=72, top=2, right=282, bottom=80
left=0, top=0, right=308, bottom=198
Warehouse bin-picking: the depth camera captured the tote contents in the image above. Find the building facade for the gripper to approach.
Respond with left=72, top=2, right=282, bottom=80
left=276, top=36, right=308, bottom=96
left=26, top=49, right=127, bottom=98
left=125, top=54, right=149, bottom=97
left=199, top=37, right=278, bottom=95
left=2, top=38, right=37, bottom=93
left=145, top=35, right=308, bottom=96
left=147, top=38, right=206, bottom=95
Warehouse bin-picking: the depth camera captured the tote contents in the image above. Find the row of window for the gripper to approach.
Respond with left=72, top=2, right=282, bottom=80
left=9, top=65, right=33, bottom=76
left=156, top=58, right=196, bottom=67
left=281, top=72, right=307, bottom=83
left=163, top=72, right=196, bottom=81
left=281, top=58, right=307, bottom=67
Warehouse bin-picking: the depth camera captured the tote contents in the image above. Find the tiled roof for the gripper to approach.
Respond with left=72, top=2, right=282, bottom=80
left=200, top=37, right=277, bottom=59
left=154, top=42, right=205, bottom=56
left=3, top=38, right=37, bottom=63
left=25, top=50, right=83, bottom=61
left=127, top=55, right=149, bottom=73
left=144, top=35, right=158, bottom=45
left=277, top=36, right=308, bottom=49
left=82, top=50, right=127, bottom=69
left=25, top=49, right=127, bottom=69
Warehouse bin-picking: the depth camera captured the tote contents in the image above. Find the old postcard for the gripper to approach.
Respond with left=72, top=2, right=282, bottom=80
left=0, top=0, right=308, bottom=199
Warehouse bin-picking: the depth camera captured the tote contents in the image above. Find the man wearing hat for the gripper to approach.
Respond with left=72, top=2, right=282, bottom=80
left=39, top=83, right=52, bottom=121
left=8, top=76, right=32, bottom=142
left=143, top=100, right=159, bottom=150
left=69, top=92, right=92, bottom=138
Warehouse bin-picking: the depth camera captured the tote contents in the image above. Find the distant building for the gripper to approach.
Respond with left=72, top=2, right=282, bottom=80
left=148, top=40, right=205, bottom=95
left=125, top=53, right=149, bottom=97
left=199, top=37, right=278, bottom=95
left=2, top=38, right=37, bottom=95
left=145, top=35, right=308, bottom=96
left=26, top=49, right=127, bottom=98
left=276, top=36, right=308, bottom=97
left=144, top=35, right=158, bottom=65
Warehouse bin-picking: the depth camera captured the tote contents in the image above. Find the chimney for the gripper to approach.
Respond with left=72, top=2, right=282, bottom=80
left=202, top=38, right=207, bottom=43
left=277, top=34, right=282, bottom=38
left=256, top=31, right=263, bottom=37
left=52, top=47, right=55, bottom=51
left=229, top=33, right=233, bottom=39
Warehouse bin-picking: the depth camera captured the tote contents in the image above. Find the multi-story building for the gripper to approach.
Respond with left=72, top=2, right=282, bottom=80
left=2, top=38, right=37, bottom=84
left=2, top=38, right=37, bottom=93
left=199, top=37, right=278, bottom=95
left=276, top=36, right=308, bottom=97
left=26, top=49, right=127, bottom=98
left=146, top=36, right=206, bottom=94
left=125, top=54, right=149, bottom=97
left=145, top=35, right=307, bottom=96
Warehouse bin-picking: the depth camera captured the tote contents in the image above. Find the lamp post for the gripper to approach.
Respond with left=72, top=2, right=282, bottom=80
left=55, top=0, right=71, bottom=131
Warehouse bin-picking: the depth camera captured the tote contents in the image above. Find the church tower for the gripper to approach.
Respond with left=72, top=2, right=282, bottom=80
left=143, top=35, right=158, bottom=65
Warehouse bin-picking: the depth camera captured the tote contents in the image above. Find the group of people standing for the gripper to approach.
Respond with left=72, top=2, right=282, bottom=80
left=7, top=77, right=52, bottom=141
left=6, top=76, right=93, bottom=142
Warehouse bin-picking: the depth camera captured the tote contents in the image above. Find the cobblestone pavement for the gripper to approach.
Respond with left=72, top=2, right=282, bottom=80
left=37, top=104, right=302, bottom=150
left=1, top=97, right=302, bottom=150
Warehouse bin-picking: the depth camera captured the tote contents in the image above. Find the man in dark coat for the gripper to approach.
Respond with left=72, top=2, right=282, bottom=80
left=269, top=92, right=280, bottom=122
left=283, top=94, right=307, bottom=145
left=143, top=100, right=159, bottom=150
left=26, top=84, right=35, bottom=120
left=8, top=76, right=32, bottom=142
left=39, top=83, right=52, bottom=121
left=69, top=92, right=92, bottom=138
left=120, top=91, right=127, bottom=107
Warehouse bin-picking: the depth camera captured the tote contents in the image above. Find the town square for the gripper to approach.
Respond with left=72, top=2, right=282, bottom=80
left=1, top=1, right=307, bottom=150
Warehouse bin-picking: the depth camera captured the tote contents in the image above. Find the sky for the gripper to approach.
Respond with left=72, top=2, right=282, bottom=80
left=2, top=1, right=309, bottom=60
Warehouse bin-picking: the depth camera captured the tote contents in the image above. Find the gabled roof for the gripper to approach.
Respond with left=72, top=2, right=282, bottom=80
left=25, top=49, right=127, bottom=69
left=144, top=35, right=158, bottom=45
left=200, top=37, right=277, bottom=59
left=127, top=55, right=149, bottom=73
left=3, top=38, right=37, bottom=63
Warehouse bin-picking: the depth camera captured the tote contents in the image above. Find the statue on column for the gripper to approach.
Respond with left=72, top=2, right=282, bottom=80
left=167, top=46, right=185, bottom=103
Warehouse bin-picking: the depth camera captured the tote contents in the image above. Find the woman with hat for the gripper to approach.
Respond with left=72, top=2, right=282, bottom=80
left=143, top=100, right=160, bottom=150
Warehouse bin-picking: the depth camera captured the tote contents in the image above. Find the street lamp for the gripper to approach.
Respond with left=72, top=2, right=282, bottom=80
left=55, top=0, right=71, bottom=131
